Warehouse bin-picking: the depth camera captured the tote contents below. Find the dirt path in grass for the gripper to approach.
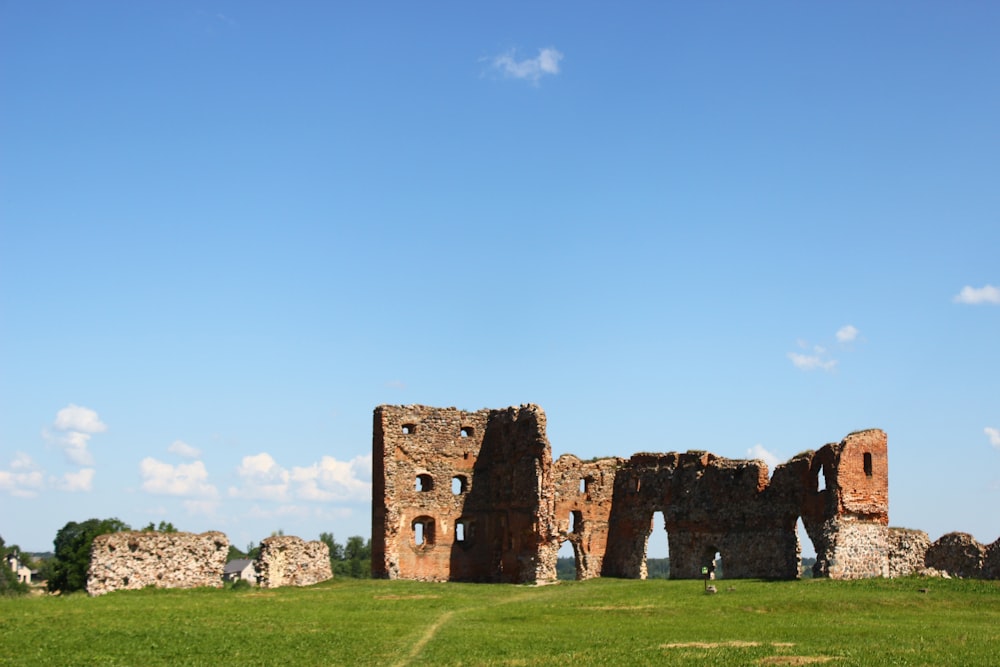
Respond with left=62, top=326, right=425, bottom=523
left=392, top=610, right=455, bottom=667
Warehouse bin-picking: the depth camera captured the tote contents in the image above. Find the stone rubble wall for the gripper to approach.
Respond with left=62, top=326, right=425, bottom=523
left=87, top=531, right=228, bottom=596
left=982, top=538, right=1000, bottom=580
left=925, top=532, right=986, bottom=579
left=887, top=527, right=931, bottom=578
left=255, top=536, right=333, bottom=588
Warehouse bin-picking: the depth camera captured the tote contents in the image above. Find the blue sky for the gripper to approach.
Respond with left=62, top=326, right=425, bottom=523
left=2, top=2, right=998, bottom=557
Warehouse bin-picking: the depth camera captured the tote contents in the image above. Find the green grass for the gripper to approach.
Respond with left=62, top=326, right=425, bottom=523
left=1, top=577, right=998, bottom=665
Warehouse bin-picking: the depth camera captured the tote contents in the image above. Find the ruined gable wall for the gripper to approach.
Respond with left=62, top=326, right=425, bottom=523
left=372, top=405, right=490, bottom=582
left=256, top=536, right=332, bottom=588
left=87, top=531, right=228, bottom=596
left=478, top=405, right=556, bottom=583
left=802, top=430, right=890, bottom=579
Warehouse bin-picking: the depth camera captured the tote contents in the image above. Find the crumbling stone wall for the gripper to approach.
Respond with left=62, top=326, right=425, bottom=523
left=983, top=538, right=1000, bottom=580
left=255, top=536, right=332, bottom=588
left=888, top=527, right=931, bottom=577
left=925, top=532, right=986, bottom=579
left=372, top=404, right=554, bottom=583
left=373, top=404, right=894, bottom=583
left=87, top=531, right=228, bottom=596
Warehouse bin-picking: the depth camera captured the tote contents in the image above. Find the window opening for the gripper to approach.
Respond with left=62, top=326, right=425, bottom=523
left=412, top=517, right=435, bottom=546
left=579, top=478, right=587, bottom=493
left=460, top=426, right=473, bottom=438
left=817, top=464, right=827, bottom=491
left=451, top=475, right=467, bottom=495
left=416, top=474, right=434, bottom=492
left=863, top=452, right=873, bottom=477
left=402, top=424, right=416, bottom=435
left=570, top=510, right=583, bottom=534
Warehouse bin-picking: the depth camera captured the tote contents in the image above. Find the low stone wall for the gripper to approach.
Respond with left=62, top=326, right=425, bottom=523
left=887, top=527, right=931, bottom=578
left=87, top=531, right=229, bottom=596
left=255, top=536, right=332, bottom=588
left=925, top=532, right=985, bottom=578
left=983, top=538, right=1000, bottom=580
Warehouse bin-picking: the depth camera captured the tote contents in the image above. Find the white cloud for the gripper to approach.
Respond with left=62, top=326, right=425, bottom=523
left=140, top=457, right=218, bottom=497
left=230, top=452, right=291, bottom=501
left=836, top=325, right=859, bottom=343
left=168, top=440, right=201, bottom=459
left=954, top=285, right=1000, bottom=305
left=230, top=452, right=371, bottom=503
left=747, top=444, right=781, bottom=471
left=290, top=454, right=372, bottom=502
left=986, top=427, right=1000, bottom=449
left=48, top=404, right=107, bottom=466
left=54, top=404, right=107, bottom=433
left=0, top=454, right=45, bottom=498
left=492, top=47, right=564, bottom=84
left=57, top=468, right=95, bottom=492
left=183, top=499, right=220, bottom=515
left=788, top=352, right=838, bottom=372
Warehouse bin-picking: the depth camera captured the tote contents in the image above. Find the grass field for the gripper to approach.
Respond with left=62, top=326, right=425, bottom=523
left=2, top=577, right=998, bottom=665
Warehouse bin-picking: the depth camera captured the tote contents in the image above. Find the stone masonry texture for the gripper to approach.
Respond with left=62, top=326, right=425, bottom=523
left=373, top=405, right=896, bottom=583
left=255, top=535, right=333, bottom=588
left=87, top=531, right=228, bottom=596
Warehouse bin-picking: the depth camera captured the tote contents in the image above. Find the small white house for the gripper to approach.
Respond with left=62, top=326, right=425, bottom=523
left=5, top=552, right=31, bottom=584
left=223, top=558, right=258, bottom=584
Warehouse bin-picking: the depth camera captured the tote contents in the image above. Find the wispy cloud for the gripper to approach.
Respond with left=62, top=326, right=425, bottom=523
left=139, top=458, right=219, bottom=498
left=57, top=468, right=95, bottom=492
left=954, top=285, right=1000, bottom=305
left=229, top=452, right=371, bottom=503
left=0, top=453, right=45, bottom=498
left=491, top=47, right=563, bottom=84
left=789, top=324, right=862, bottom=372
left=836, top=325, right=859, bottom=343
left=46, top=404, right=107, bottom=466
left=168, top=440, right=201, bottom=459
left=788, top=351, right=838, bottom=372
left=987, top=427, right=1000, bottom=449
left=747, top=444, right=780, bottom=471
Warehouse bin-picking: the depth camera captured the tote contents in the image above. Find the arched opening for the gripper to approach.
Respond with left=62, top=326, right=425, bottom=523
left=556, top=539, right=578, bottom=580
left=797, top=517, right=816, bottom=578
left=415, top=474, right=434, bottom=492
left=451, top=475, right=467, bottom=495
left=412, top=516, right=435, bottom=547
left=455, top=518, right=473, bottom=545
left=460, top=426, right=473, bottom=438
left=646, top=511, right=670, bottom=579
left=402, top=423, right=416, bottom=434
left=701, top=546, right=721, bottom=579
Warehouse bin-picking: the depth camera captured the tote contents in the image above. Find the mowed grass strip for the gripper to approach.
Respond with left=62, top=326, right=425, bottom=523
left=1, top=577, right=998, bottom=666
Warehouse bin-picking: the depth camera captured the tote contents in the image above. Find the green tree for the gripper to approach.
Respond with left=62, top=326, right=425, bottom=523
left=46, top=518, right=130, bottom=593
left=140, top=521, right=177, bottom=533
left=320, top=533, right=371, bottom=578
left=0, top=535, right=29, bottom=596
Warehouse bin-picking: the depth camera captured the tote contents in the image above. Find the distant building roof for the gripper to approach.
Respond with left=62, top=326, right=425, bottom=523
left=224, top=559, right=254, bottom=574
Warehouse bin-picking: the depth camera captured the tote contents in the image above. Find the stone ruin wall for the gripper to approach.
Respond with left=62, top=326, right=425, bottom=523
left=887, top=527, right=931, bottom=578
left=255, top=535, right=333, bottom=588
left=372, top=404, right=554, bottom=583
left=373, top=404, right=898, bottom=583
left=87, top=531, right=229, bottom=596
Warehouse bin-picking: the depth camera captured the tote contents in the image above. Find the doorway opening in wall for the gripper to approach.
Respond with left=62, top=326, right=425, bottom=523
left=556, top=539, right=578, bottom=581
left=797, top=517, right=817, bottom=578
left=646, top=511, right=670, bottom=579
left=701, top=547, right=722, bottom=579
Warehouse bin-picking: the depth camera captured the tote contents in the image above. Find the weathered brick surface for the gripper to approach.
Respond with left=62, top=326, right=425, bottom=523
left=888, top=527, right=931, bottom=577
left=87, top=531, right=228, bottom=596
left=374, top=405, right=893, bottom=582
left=925, top=532, right=985, bottom=578
left=256, top=536, right=332, bottom=588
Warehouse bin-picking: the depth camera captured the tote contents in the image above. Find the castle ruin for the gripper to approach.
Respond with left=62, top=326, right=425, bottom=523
left=372, top=404, right=894, bottom=583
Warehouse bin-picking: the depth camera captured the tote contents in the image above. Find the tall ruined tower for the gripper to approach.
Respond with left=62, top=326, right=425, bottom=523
left=800, top=429, right=890, bottom=578
left=371, top=404, right=555, bottom=583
